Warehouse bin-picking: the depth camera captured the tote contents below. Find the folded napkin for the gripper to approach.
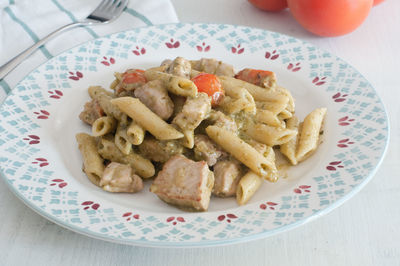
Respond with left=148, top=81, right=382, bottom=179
left=0, top=0, right=179, bottom=101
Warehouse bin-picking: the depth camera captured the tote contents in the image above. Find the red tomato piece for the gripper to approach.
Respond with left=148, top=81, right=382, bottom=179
left=373, top=0, right=384, bottom=5
left=191, top=73, right=224, bottom=106
left=122, top=69, right=146, bottom=84
left=287, top=0, right=373, bottom=37
left=248, top=0, right=288, bottom=11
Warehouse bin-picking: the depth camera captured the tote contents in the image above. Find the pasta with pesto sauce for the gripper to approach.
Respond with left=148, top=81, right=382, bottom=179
left=76, top=56, right=327, bottom=212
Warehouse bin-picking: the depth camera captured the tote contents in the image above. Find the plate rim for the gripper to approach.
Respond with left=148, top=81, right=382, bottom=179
left=0, top=22, right=390, bottom=248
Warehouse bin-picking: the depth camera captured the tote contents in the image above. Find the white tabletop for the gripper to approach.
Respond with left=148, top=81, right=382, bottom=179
left=1, top=1, right=399, bottom=265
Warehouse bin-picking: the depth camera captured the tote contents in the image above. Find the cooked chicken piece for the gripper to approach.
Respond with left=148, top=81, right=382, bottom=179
left=191, top=58, right=235, bottom=77
left=173, top=92, right=211, bottom=131
left=139, top=136, right=185, bottom=163
left=160, top=59, right=172, bottom=67
left=207, top=110, right=238, bottom=133
left=194, top=134, right=227, bottom=166
left=166, top=57, right=192, bottom=79
left=79, top=99, right=104, bottom=125
left=150, top=155, right=214, bottom=211
left=213, top=160, right=242, bottom=197
left=100, top=162, right=143, bottom=193
left=134, top=80, right=174, bottom=120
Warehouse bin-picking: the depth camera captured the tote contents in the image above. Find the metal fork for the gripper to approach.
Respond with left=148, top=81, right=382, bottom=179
left=0, top=0, right=128, bottom=80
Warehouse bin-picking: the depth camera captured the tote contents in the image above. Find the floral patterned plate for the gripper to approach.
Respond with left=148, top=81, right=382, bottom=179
left=0, top=23, right=389, bottom=247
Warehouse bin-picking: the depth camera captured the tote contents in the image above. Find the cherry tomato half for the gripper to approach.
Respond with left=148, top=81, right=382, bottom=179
left=191, top=73, right=224, bottom=106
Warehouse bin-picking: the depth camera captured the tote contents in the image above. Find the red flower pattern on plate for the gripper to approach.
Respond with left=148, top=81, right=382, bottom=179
left=338, top=116, right=355, bottom=126
left=81, top=201, right=100, bottom=210
left=32, top=157, right=49, bottom=167
left=265, top=50, right=279, bottom=60
left=312, top=76, right=327, bottom=86
left=132, top=46, right=146, bottom=56
left=217, top=213, right=238, bottom=223
left=332, top=92, right=348, bottom=102
left=166, top=216, right=185, bottom=225
left=287, top=62, right=301, bottom=72
left=48, top=90, right=63, bottom=99
left=68, top=71, right=83, bottom=81
left=337, top=138, right=354, bottom=148
left=196, top=42, right=210, bottom=52
left=101, top=56, right=115, bottom=66
left=231, top=44, right=244, bottom=54
left=260, top=202, right=278, bottom=210
left=50, top=179, right=67, bottom=188
left=23, top=135, right=40, bottom=144
left=326, top=161, right=344, bottom=171
left=33, top=110, right=50, bottom=119
left=122, top=212, right=140, bottom=221
left=165, top=38, right=180, bottom=48
left=294, top=185, right=311, bottom=194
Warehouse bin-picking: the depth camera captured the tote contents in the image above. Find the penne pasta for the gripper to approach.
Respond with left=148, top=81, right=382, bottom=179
left=244, top=122, right=297, bottom=147
left=296, top=107, right=327, bottom=162
left=236, top=171, right=263, bottom=205
left=97, top=136, right=155, bottom=178
left=92, top=116, right=117, bottom=137
left=144, top=70, right=197, bottom=97
left=126, top=120, right=145, bottom=145
left=115, top=123, right=132, bottom=155
left=280, top=116, right=300, bottom=165
left=255, top=109, right=284, bottom=127
left=111, top=97, right=184, bottom=140
left=76, top=133, right=104, bottom=186
left=206, top=125, right=277, bottom=179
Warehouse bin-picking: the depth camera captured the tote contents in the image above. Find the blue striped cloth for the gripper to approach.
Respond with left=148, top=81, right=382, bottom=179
left=0, top=0, right=178, bottom=100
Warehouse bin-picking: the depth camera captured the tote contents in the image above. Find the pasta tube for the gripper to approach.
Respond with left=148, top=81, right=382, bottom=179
left=76, top=133, right=104, bottom=186
left=92, top=116, right=117, bottom=137
left=111, top=97, right=184, bottom=140
left=236, top=171, right=263, bottom=205
left=144, top=70, right=197, bottom=97
left=244, top=122, right=297, bottom=146
left=97, top=136, right=155, bottom=178
left=206, top=125, right=276, bottom=179
left=115, top=123, right=132, bottom=155
left=126, top=120, right=145, bottom=145
left=296, top=107, right=327, bottom=162
left=280, top=116, right=300, bottom=165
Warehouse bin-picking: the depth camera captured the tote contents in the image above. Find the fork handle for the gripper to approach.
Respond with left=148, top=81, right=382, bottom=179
left=0, top=22, right=88, bottom=81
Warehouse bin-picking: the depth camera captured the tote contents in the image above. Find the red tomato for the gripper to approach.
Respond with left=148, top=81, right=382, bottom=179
left=248, top=0, right=288, bottom=11
left=373, top=0, right=384, bottom=5
left=287, top=0, right=373, bottom=37
left=122, top=69, right=146, bottom=84
left=191, top=73, right=224, bottom=106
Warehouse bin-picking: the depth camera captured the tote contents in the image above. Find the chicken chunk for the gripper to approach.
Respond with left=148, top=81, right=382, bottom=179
left=150, top=155, right=214, bottom=211
left=212, top=160, right=242, bottom=197
left=79, top=99, right=104, bottom=125
left=134, top=80, right=174, bottom=120
left=166, top=57, right=192, bottom=78
left=191, top=58, right=235, bottom=77
left=139, top=136, right=185, bottom=163
left=173, top=92, right=211, bottom=131
left=100, top=162, right=143, bottom=193
left=194, top=134, right=227, bottom=166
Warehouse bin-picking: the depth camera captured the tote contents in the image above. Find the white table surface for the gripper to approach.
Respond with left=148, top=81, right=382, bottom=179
left=1, top=1, right=399, bottom=265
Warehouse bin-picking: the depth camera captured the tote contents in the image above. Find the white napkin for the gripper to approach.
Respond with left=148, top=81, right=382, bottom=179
left=0, top=0, right=179, bottom=100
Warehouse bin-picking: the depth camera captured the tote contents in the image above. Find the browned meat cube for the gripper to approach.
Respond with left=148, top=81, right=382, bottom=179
left=166, top=57, right=192, bottom=78
left=194, top=134, right=227, bottom=166
left=172, top=92, right=211, bottom=131
left=150, top=155, right=214, bottom=211
left=79, top=99, right=104, bottom=125
left=100, top=162, right=143, bottom=193
left=139, top=136, right=185, bottom=163
left=134, top=80, right=174, bottom=120
left=212, top=160, right=242, bottom=197
left=191, top=58, right=235, bottom=77
left=208, top=110, right=238, bottom=133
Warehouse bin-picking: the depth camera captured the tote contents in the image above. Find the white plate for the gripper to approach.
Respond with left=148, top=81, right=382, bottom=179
left=0, top=23, right=389, bottom=247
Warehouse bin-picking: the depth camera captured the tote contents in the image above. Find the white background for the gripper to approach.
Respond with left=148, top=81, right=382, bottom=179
left=1, top=0, right=399, bottom=265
